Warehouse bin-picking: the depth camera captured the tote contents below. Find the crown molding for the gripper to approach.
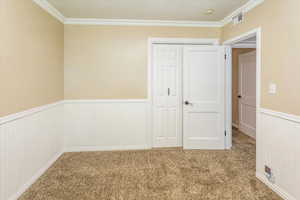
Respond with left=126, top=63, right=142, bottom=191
left=32, top=0, right=264, bottom=27
left=32, top=0, right=65, bottom=23
left=221, top=0, right=265, bottom=26
left=64, top=18, right=223, bottom=27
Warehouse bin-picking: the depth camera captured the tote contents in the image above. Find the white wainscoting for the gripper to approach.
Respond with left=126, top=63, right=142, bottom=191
left=256, top=108, right=300, bottom=200
left=0, top=102, right=64, bottom=200
left=1, top=100, right=300, bottom=200
left=63, top=100, right=150, bottom=152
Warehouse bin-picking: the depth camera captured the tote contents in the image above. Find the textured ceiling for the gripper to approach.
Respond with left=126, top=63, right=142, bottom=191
left=47, top=0, right=250, bottom=21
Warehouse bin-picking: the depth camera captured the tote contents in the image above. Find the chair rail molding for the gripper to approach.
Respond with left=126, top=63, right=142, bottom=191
left=260, top=108, right=300, bottom=124
left=0, top=101, right=64, bottom=125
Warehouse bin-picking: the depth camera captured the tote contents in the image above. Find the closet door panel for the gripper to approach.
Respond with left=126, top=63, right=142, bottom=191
left=152, top=45, right=182, bottom=147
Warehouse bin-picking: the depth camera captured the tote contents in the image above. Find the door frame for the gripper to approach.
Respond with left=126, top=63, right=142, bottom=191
left=223, top=28, right=262, bottom=152
left=147, top=38, right=220, bottom=148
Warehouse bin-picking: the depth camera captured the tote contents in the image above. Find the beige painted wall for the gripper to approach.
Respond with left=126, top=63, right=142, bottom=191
left=222, top=0, right=300, bottom=116
left=0, top=0, right=64, bottom=117
left=3, top=0, right=299, bottom=117
left=64, top=25, right=221, bottom=99
left=232, top=48, right=256, bottom=126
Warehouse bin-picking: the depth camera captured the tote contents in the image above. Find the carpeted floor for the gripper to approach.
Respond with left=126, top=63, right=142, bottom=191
left=19, top=130, right=282, bottom=200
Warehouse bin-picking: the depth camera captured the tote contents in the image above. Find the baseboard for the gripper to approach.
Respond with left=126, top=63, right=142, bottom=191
left=256, top=172, right=297, bottom=200
left=64, top=145, right=150, bottom=152
left=7, top=151, right=63, bottom=200
left=225, top=144, right=232, bottom=150
left=240, top=129, right=256, bottom=139
left=239, top=124, right=256, bottom=139
left=232, top=123, right=239, bottom=129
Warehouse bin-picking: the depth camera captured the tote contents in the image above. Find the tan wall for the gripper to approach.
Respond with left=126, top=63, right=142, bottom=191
left=3, top=0, right=299, bottom=117
left=64, top=25, right=221, bottom=99
left=232, top=48, right=256, bottom=126
left=0, top=0, right=64, bottom=117
left=222, top=0, right=300, bottom=116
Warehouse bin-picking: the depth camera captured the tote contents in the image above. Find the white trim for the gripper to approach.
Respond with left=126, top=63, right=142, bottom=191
left=32, top=0, right=65, bottom=23
left=223, top=28, right=259, bottom=46
left=224, top=30, right=258, bottom=46
left=256, top=28, right=262, bottom=112
left=32, top=0, right=264, bottom=27
left=221, top=0, right=265, bottom=26
left=232, top=43, right=257, bottom=48
left=260, top=108, right=300, bottom=124
left=0, top=100, right=149, bottom=125
left=64, top=99, right=148, bottom=104
left=225, top=46, right=233, bottom=149
left=7, top=151, right=63, bottom=200
left=64, top=18, right=223, bottom=27
left=256, top=172, right=297, bottom=200
left=223, top=27, right=261, bottom=149
left=0, top=101, right=64, bottom=125
left=147, top=39, right=154, bottom=148
left=64, top=145, right=150, bottom=153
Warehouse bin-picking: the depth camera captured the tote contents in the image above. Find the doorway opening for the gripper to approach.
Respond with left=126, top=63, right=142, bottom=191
left=232, top=39, right=257, bottom=139
left=223, top=28, right=261, bottom=174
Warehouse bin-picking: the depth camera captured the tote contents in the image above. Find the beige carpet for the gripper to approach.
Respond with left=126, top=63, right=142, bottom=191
left=19, top=130, right=282, bottom=200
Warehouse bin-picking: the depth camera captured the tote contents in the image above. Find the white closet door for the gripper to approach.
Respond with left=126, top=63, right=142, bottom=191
left=152, top=45, right=182, bottom=147
left=183, top=46, right=225, bottom=149
left=239, top=51, right=256, bottom=139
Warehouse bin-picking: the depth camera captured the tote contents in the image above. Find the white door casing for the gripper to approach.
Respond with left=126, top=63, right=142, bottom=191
left=152, top=45, right=182, bottom=147
left=238, top=51, right=256, bottom=139
left=183, top=46, right=226, bottom=149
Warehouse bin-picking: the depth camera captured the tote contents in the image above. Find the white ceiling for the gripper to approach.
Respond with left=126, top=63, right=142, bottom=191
left=46, top=0, right=250, bottom=21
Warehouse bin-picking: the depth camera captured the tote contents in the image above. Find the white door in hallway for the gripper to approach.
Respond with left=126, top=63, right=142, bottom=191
left=239, top=51, right=256, bottom=138
left=183, top=46, right=226, bottom=149
left=152, top=45, right=182, bottom=147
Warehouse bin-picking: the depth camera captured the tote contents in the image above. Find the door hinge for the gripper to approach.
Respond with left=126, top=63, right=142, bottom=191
left=224, top=131, right=227, bottom=136
left=224, top=54, right=227, bottom=60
